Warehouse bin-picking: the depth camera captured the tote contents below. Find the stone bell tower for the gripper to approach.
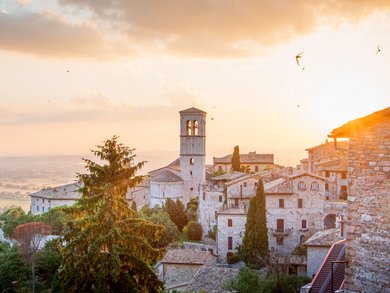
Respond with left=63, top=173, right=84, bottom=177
left=179, top=107, right=206, bottom=203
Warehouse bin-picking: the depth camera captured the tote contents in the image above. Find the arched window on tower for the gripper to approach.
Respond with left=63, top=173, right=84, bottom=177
left=193, top=120, right=198, bottom=135
left=186, top=120, right=192, bottom=135
left=190, top=158, right=194, bottom=165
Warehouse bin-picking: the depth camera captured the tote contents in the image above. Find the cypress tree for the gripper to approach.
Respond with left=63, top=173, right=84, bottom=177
left=231, top=146, right=241, bottom=171
left=242, top=179, right=268, bottom=268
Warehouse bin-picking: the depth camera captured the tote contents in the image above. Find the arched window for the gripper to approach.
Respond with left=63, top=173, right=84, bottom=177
left=311, top=181, right=319, bottom=191
left=298, top=181, right=306, bottom=190
left=186, top=120, right=192, bottom=135
left=193, top=120, right=198, bottom=135
left=190, top=158, right=194, bottom=165
left=243, top=182, right=247, bottom=188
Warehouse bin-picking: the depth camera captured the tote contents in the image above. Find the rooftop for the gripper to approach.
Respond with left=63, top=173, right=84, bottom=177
left=303, top=228, right=341, bottom=247
left=210, top=171, right=247, bottom=182
left=161, top=249, right=214, bottom=265
left=179, top=107, right=207, bottom=115
left=29, top=182, right=82, bottom=200
left=213, top=152, right=274, bottom=164
left=151, top=169, right=183, bottom=183
left=185, top=266, right=239, bottom=293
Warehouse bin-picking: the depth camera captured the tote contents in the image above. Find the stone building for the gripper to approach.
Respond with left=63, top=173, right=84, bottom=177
left=328, top=107, right=390, bottom=292
left=215, top=172, right=346, bottom=263
left=213, top=151, right=274, bottom=173
left=29, top=182, right=82, bottom=215
left=158, top=249, right=216, bottom=291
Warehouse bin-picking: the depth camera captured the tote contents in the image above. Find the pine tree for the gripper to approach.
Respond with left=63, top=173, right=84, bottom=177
left=59, top=136, right=164, bottom=292
left=164, top=198, right=188, bottom=232
left=242, top=179, right=268, bottom=268
left=231, top=146, right=241, bottom=171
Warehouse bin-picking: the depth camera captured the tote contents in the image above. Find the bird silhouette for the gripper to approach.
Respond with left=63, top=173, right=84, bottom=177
left=376, top=45, right=381, bottom=54
left=66, top=70, right=70, bottom=73
left=297, top=104, right=301, bottom=108
left=211, top=117, right=214, bottom=120
left=295, top=52, right=303, bottom=66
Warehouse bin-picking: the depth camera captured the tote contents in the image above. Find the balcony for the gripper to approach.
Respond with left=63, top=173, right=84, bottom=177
left=299, top=228, right=309, bottom=232
left=270, top=228, right=292, bottom=236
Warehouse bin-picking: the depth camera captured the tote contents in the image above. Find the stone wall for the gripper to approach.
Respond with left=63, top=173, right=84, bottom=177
left=150, top=181, right=184, bottom=207
left=306, top=246, right=331, bottom=278
left=344, top=119, right=390, bottom=292
left=31, top=197, right=77, bottom=215
left=198, top=190, right=223, bottom=234
left=163, top=263, right=202, bottom=289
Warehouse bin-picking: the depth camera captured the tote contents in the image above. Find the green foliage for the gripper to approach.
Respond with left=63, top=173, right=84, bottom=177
left=186, top=221, right=202, bottom=241
left=59, top=136, right=164, bottom=293
left=231, top=145, right=241, bottom=171
left=227, top=253, right=242, bottom=264
left=242, top=179, right=268, bottom=268
left=212, top=169, right=227, bottom=177
left=186, top=196, right=198, bottom=222
left=131, top=201, right=137, bottom=211
left=0, top=207, right=37, bottom=238
left=164, top=198, right=188, bottom=232
left=292, top=244, right=307, bottom=256
left=0, top=241, right=31, bottom=292
left=207, top=229, right=216, bottom=240
left=140, top=206, right=180, bottom=248
left=224, top=266, right=262, bottom=293
left=38, top=206, right=68, bottom=235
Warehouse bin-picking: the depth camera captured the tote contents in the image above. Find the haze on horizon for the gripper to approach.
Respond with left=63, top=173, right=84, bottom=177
left=0, top=0, right=389, bottom=168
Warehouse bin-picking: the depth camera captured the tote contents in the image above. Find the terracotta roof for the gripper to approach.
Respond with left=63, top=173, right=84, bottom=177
left=214, top=152, right=274, bottom=164
left=151, top=170, right=183, bottom=183
left=185, top=266, right=239, bottom=293
left=29, top=182, right=82, bottom=200
left=179, top=107, right=207, bottom=114
left=161, top=249, right=213, bottom=265
left=303, top=228, right=341, bottom=247
left=329, top=107, right=390, bottom=138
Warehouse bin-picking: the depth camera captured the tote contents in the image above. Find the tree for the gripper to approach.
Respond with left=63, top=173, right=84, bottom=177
left=164, top=198, right=188, bottom=232
left=131, top=200, right=137, bottom=211
left=0, top=207, right=37, bottom=238
left=242, top=179, right=268, bottom=268
left=186, top=196, right=199, bottom=222
left=12, top=222, right=52, bottom=293
left=224, top=266, right=262, bottom=293
left=59, top=136, right=164, bottom=292
left=186, top=221, right=202, bottom=241
left=38, top=206, right=68, bottom=235
left=231, top=145, right=241, bottom=171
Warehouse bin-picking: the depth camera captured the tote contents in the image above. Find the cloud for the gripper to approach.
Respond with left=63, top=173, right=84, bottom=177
left=15, top=0, right=31, bottom=5
left=3, top=1, right=390, bottom=58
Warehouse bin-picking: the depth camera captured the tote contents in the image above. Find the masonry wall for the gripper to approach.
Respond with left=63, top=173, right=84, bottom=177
left=150, top=181, right=183, bottom=207
left=306, top=246, right=331, bottom=278
left=163, top=263, right=203, bottom=289
left=198, top=190, right=223, bottom=234
left=31, top=197, right=77, bottom=215
left=344, top=120, right=390, bottom=292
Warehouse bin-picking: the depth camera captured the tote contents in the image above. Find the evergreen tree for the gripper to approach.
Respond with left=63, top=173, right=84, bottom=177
left=59, top=136, right=164, bottom=292
left=242, top=179, right=268, bottom=268
left=164, top=199, right=188, bottom=232
left=231, top=146, right=241, bottom=171
left=131, top=201, right=137, bottom=211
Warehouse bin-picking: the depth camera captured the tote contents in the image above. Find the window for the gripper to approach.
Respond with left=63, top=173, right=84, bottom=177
left=215, top=211, right=217, bottom=220
left=254, top=182, right=258, bottom=188
left=255, top=166, right=259, bottom=172
left=341, top=185, right=347, bottom=192
left=300, top=235, right=305, bottom=244
left=325, top=171, right=330, bottom=178
left=190, top=171, right=193, bottom=175
left=190, top=158, right=194, bottom=165
left=163, top=192, right=165, bottom=197
left=325, top=183, right=329, bottom=191
left=219, top=195, right=223, bottom=202
left=277, top=219, right=284, bottom=232
left=234, top=199, right=239, bottom=207
left=203, top=192, right=206, bottom=201
left=43, top=199, right=45, bottom=203
left=298, top=181, right=306, bottom=190
left=228, top=219, right=233, bottom=227
left=311, top=181, right=319, bottom=190
left=193, top=120, right=199, bottom=135
left=279, top=199, right=285, bottom=208
left=302, top=220, right=307, bottom=229
left=298, top=198, right=303, bottom=209
left=228, top=237, right=233, bottom=250
left=36, top=205, right=39, bottom=212
left=43, top=207, right=45, bottom=212
left=190, top=187, right=193, bottom=191
left=277, top=236, right=284, bottom=245
left=341, top=172, right=347, bottom=179
left=186, top=120, right=192, bottom=135
left=243, top=182, right=247, bottom=188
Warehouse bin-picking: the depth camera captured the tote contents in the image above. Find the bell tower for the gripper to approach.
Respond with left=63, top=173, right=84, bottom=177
left=179, top=107, right=206, bottom=202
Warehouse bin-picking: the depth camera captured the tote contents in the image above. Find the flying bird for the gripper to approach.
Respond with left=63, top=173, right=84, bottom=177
left=295, top=52, right=303, bottom=66
left=297, top=104, right=301, bottom=108
left=66, top=70, right=70, bottom=73
left=376, top=45, right=381, bottom=54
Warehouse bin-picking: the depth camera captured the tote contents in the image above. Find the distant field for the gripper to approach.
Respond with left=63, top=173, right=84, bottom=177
left=0, top=196, right=30, bottom=212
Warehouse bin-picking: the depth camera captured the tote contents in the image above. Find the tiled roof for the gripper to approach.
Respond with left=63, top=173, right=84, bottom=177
left=288, top=171, right=328, bottom=181
left=210, top=171, right=247, bottom=181
left=151, top=170, right=183, bottom=183
left=29, top=182, right=82, bottom=200
left=161, top=249, right=213, bottom=265
left=265, top=178, right=293, bottom=194
left=330, top=107, right=390, bottom=138
left=185, top=266, right=239, bottom=293
left=303, top=228, right=341, bottom=247
left=179, top=107, right=207, bottom=114
left=214, top=152, right=274, bottom=164
left=149, top=158, right=181, bottom=175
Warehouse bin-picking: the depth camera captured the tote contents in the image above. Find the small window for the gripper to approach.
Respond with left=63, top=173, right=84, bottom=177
left=277, top=219, right=284, bottom=232
left=243, top=182, right=247, bottom=188
left=300, top=235, right=305, bottom=244
left=255, top=166, right=259, bottom=172
left=277, top=236, right=284, bottom=245
left=341, top=185, right=347, bottom=192
left=203, top=192, right=206, bottom=201
left=43, top=199, right=45, bottom=203
left=298, top=181, right=306, bottom=190
left=302, top=220, right=307, bottom=229
left=215, top=211, right=217, bottom=220
left=228, top=237, right=233, bottom=250
left=325, top=183, right=329, bottom=191
left=190, top=171, right=193, bottom=175
left=311, top=182, right=319, bottom=191
left=279, top=199, right=285, bottom=208
left=228, top=219, right=233, bottom=227
left=325, top=171, right=330, bottom=178
left=163, top=192, right=165, bottom=197
left=341, top=172, right=347, bottom=179
left=219, top=195, right=223, bottom=202
left=186, top=120, right=192, bottom=135
left=190, top=187, right=193, bottom=191
left=43, top=207, right=45, bottom=212
left=298, top=198, right=303, bottom=209
left=193, top=120, right=199, bottom=135
left=36, top=206, right=40, bottom=212
left=190, top=158, right=194, bottom=165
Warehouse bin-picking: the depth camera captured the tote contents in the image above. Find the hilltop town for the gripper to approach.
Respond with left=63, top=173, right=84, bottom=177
left=24, top=106, right=390, bottom=292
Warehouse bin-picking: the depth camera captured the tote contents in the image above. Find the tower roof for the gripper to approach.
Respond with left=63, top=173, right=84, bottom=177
left=179, top=107, right=207, bottom=115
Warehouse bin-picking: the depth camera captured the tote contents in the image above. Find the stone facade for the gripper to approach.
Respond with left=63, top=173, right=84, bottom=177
left=329, top=108, right=390, bottom=292
left=213, top=152, right=274, bottom=173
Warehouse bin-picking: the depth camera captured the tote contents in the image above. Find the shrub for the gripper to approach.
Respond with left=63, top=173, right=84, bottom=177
left=227, top=253, right=242, bottom=264
left=187, top=221, right=202, bottom=241
left=207, top=229, right=216, bottom=240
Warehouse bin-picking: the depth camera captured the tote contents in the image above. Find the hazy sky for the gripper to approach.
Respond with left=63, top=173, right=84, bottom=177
left=0, top=0, right=389, bottom=171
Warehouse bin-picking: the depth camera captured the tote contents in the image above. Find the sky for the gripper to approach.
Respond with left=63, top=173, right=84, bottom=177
left=0, top=0, right=389, bottom=172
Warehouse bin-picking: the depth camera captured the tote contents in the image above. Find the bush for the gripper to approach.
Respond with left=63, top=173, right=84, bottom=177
left=207, top=229, right=216, bottom=240
left=227, top=253, right=242, bottom=264
left=187, top=221, right=202, bottom=241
